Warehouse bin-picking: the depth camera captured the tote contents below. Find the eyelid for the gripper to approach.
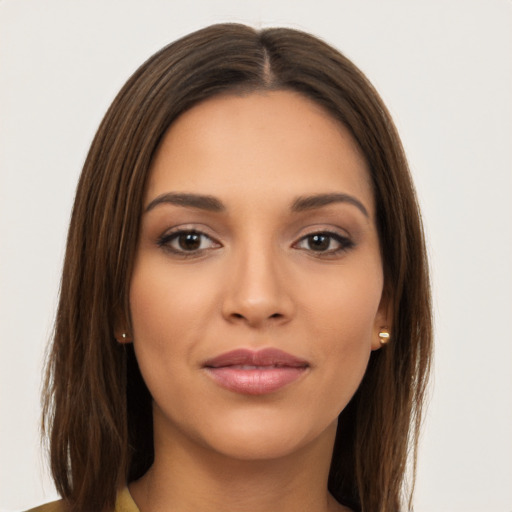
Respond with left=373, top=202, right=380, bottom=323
left=292, top=223, right=352, bottom=241
left=154, top=223, right=355, bottom=259
left=156, top=225, right=222, bottom=257
left=292, top=227, right=355, bottom=256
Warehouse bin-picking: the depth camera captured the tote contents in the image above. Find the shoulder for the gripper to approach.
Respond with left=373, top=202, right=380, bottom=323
left=25, top=501, right=68, bottom=512
left=24, top=488, right=138, bottom=512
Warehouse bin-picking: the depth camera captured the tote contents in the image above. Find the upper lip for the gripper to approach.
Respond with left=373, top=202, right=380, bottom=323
left=203, top=348, right=309, bottom=368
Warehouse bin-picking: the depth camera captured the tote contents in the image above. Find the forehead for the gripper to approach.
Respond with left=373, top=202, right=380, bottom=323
left=146, top=90, right=373, bottom=213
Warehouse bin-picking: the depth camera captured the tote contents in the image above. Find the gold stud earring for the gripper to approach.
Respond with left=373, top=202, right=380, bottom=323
left=378, top=329, right=391, bottom=345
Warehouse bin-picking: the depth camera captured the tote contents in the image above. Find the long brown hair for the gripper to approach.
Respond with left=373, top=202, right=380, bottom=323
left=43, top=23, right=432, bottom=512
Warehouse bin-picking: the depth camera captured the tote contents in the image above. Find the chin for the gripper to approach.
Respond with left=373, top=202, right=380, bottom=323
left=189, top=408, right=338, bottom=462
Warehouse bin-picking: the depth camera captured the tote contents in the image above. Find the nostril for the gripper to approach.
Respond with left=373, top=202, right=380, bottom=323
left=230, top=312, right=283, bottom=321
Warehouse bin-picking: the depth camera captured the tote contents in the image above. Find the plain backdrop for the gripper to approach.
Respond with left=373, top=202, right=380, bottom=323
left=1, top=1, right=511, bottom=511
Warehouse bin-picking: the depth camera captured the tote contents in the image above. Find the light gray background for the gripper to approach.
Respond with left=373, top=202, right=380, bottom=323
left=1, top=1, right=511, bottom=511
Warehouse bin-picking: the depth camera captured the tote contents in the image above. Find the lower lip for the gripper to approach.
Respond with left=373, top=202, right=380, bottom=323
left=205, top=366, right=307, bottom=395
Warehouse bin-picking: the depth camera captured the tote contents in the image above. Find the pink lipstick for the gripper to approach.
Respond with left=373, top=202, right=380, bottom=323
left=203, top=348, right=309, bottom=395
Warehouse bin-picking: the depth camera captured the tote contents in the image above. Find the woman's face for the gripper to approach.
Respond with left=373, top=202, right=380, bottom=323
left=128, top=90, right=389, bottom=461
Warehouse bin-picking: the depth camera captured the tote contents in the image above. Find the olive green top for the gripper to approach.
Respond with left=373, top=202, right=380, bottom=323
left=26, top=487, right=139, bottom=512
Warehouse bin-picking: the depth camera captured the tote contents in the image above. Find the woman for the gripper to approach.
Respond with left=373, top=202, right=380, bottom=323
left=35, top=23, right=432, bottom=512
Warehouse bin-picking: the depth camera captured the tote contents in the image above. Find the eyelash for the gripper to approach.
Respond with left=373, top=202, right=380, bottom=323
left=293, top=231, right=355, bottom=256
left=156, top=229, right=354, bottom=258
left=157, top=229, right=221, bottom=258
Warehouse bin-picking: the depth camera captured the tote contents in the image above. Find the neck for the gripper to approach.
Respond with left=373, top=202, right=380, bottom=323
left=129, top=418, right=349, bottom=512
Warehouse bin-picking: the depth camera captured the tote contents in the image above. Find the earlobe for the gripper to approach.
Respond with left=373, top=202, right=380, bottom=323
left=114, top=308, right=133, bottom=343
left=116, top=332, right=133, bottom=343
left=114, top=330, right=133, bottom=343
left=371, top=292, right=393, bottom=351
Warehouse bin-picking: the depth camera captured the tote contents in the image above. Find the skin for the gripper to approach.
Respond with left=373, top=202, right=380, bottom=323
left=121, top=90, right=390, bottom=512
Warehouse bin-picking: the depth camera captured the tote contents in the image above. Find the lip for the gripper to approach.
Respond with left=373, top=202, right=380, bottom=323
left=203, top=348, right=309, bottom=395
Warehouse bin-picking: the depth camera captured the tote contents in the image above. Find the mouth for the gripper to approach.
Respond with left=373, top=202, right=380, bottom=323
left=203, top=348, right=309, bottom=395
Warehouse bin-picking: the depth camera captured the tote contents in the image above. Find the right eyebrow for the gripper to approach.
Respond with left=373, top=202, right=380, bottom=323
left=145, top=192, right=225, bottom=213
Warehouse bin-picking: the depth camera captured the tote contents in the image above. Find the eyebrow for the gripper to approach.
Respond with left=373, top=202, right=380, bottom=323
left=291, top=193, right=369, bottom=217
left=145, top=191, right=369, bottom=217
left=145, top=192, right=225, bottom=213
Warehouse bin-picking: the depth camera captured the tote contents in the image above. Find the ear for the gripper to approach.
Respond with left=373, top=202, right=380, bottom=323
left=113, top=304, right=133, bottom=343
left=371, top=290, right=393, bottom=351
left=114, top=313, right=133, bottom=344
left=115, top=330, right=133, bottom=343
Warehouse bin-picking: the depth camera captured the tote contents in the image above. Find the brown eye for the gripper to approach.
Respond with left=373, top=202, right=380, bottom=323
left=307, top=234, right=331, bottom=251
left=178, top=232, right=201, bottom=251
left=157, top=230, right=220, bottom=255
left=294, top=231, right=354, bottom=255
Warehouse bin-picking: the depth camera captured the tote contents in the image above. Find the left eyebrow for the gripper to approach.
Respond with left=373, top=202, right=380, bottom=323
left=291, top=193, right=369, bottom=218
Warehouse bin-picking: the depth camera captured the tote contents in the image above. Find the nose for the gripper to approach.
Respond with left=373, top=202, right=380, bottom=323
left=221, top=243, right=295, bottom=328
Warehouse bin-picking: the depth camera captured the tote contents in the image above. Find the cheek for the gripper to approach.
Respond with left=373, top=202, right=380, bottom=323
left=128, top=259, right=203, bottom=388
left=300, top=262, right=383, bottom=399
left=129, top=256, right=217, bottom=344
left=128, top=260, right=214, bottom=413
left=303, top=262, right=383, bottom=342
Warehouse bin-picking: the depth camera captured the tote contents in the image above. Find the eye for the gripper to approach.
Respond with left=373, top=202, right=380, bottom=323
left=157, top=229, right=220, bottom=255
left=294, top=231, right=354, bottom=255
